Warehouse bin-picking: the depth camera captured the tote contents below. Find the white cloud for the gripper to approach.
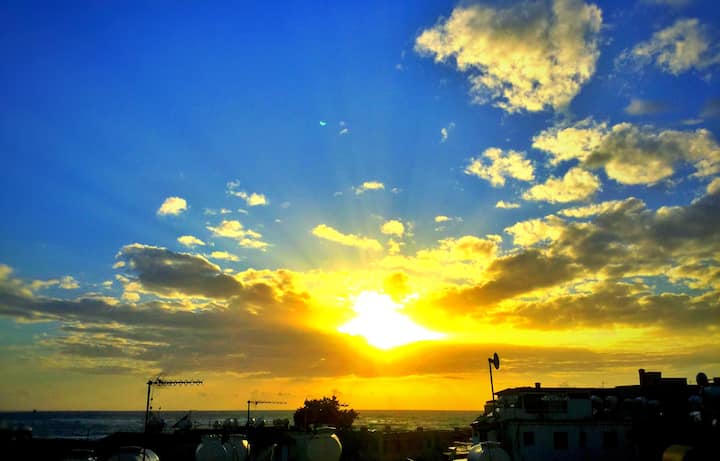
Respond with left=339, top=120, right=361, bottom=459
left=59, top=276, right=79, bottom=290
left=534, top=120, right=720, bottom=185
left=207, top=220, right=268, bottom=250
left=415, top=0, right=603, bottom=112
left=434, top=215, right=451, bottom=223
left=30, top=275, right=80, bottom=291
left=558, top=198, right=643, bottom=218
left=226, top=180, right=268, bottom=206
left=355, top=181, right=385, bottom=195
left=178, top=235, right=206, bottom=248
left=523, top=167, right=601, bottom=203
left=707, top=177, right=720, bottom=195
left=505, top=215, right=566, bottom=247
left=532, top=118, right=606, bottom=165
left=440, top=122, right=455, bottom=142
left=311, top=224, right=383, bottom=251
left=628, top=18, right=720, bottom=75
left=381, top=220, right=405, bottom=237
left=496, top=201, right=521, bottom=209
left=464, top=148, right=535, bottom=187
left=624, top=98, right=667, bottom=115
left=157, top=197, right=188, bottom=216
left=209, top=251, right=240, bottom=262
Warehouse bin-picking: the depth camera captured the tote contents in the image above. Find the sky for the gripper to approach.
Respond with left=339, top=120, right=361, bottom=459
left=1, top=0, right=719, bottom=411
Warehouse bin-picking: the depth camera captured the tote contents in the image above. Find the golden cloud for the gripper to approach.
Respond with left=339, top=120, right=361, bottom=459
left=465, top=148, right=535, bottom=187
left=523, top=167, right=601, bottom=203
left=381, top=219, right=405, bottom=237
left=628, top=18, right=718, bottom=75
left=207, top=220, right=268, bottom=250
left=534, top=120, right=720, bottom=184
left=156, top=196, right=187, bottom=216
left=355, top=181, right=385, bottom=195
left=177, top=235, right=206, bottom=248
left=311, top=224, right=383, bottom=251
left=415, top=0, right=602, bottom=112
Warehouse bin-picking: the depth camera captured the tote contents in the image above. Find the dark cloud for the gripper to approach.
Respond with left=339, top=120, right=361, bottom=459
left=436, top=250, right=580, bottom=309
left=117, top=244, right=245, bottom=298
left=500, top=279, right=719, bottom=330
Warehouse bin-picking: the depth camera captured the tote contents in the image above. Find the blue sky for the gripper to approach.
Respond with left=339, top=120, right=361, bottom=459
left=1, top=0, right=719, bottom=410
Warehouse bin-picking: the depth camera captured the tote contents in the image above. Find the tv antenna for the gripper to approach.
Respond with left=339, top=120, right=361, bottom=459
left=488, top=352, right=500, bottom=406
left=144, top=378, right=203, bottom=433
left=246, top=400, right=287, bottom=425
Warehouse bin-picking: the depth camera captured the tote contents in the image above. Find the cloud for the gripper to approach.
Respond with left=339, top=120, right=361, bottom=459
left=354, top=181, right=385, bottom=195
left=226, top=180, right=268, bottom=206
left=641, top=0, right=692, bottom=7
left=30, top=276, right=80, bottom=291
left=701, top=98, right=720, bottom=118
left=505, top=215, right=566, bottom=247
left=502, top=279, right=719, bottom=330
left=439, top=250, right=580, bottom=308
left=558, top=199, right=642, bottom=218
left=495, top=201, right=520, bottom=209
left=415, top=0, right=602, bottom=112
left=533, top=120, right=720, bottom=185
left=440, top=122, right=455, bottom=143
left=626, top=18, right=720, bottom=75
left=624, top=98, right=667, bottom=115
left=311, top=224, right=383, bottom=251
left=207, top=220, right=268, bottom=250
left=532, top=118, right=606, bottom=165
left=177, top=235, right=206, bottom=248
left=708, top=177, right=720, bottom=195
left=59, top=276, right=79, bottom=290
left=209, top=251, right=240, bottom=262
left=434, top=216, right=451, bottom=223
left=381, top=220, right=405, bottom=237
left=523, top=167, right=601, bottom=203
left=157, top=197, right=188, bottom=216
left=116, top=244, right=243, bottom=299
left=464, top=148, right=535, bottom=187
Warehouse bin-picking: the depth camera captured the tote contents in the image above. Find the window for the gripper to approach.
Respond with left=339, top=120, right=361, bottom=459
left=603, top=431, right=618, bottom=449
left=553, top=431, right=568, bottom=450
left=579, top=431, right=587, bottom=449
left=523, top=431, right=535, bottom=446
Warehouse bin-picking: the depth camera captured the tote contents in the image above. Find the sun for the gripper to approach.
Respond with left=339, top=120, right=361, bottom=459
left=337, top=291, right=445, bottom=350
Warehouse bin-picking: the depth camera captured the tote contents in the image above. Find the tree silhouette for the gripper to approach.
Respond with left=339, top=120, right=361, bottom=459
left=293, top=395, right=358, bottom=431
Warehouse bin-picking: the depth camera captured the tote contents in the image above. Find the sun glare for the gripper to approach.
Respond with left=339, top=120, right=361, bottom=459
left=338, top=291, right=445, bottom=350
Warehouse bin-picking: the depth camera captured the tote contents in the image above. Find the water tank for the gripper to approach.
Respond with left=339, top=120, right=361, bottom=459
left=306, top=433, right=342, bottom=461
left=108, top=446, right=160, bottom=461
left=288, top=431, right=342, bottom=461
left=196, top=434, right=230, bottom=461
left=467, top=442, right=510, bottom=461
left=224, top=435, right=250, bottom=461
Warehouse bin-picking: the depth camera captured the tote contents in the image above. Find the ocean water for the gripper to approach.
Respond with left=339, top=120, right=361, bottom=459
left=0, top=410, right=481, bottom=439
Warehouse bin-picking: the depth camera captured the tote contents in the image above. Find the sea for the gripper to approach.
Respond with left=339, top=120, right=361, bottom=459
left=0, top=410, right=481, bottom=439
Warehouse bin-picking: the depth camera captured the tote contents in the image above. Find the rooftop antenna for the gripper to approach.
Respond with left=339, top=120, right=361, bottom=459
left=144, top=378, right=203, bottom=433
left=488, top=352, right=500, bottom=406
left=246, top=400, right=287, bottom=425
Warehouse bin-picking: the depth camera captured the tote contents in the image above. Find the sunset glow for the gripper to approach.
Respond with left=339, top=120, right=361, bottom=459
left=1, top=0, right=719, bottom=411
left=338, top=291, right=445, bottom=350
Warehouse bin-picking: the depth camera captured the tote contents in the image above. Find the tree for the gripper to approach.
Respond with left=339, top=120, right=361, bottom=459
left=293, top=395, right=358, bottom=431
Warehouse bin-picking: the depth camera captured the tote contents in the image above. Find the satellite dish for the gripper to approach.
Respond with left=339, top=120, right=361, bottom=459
left=492, top=352, right=500, bottom=370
